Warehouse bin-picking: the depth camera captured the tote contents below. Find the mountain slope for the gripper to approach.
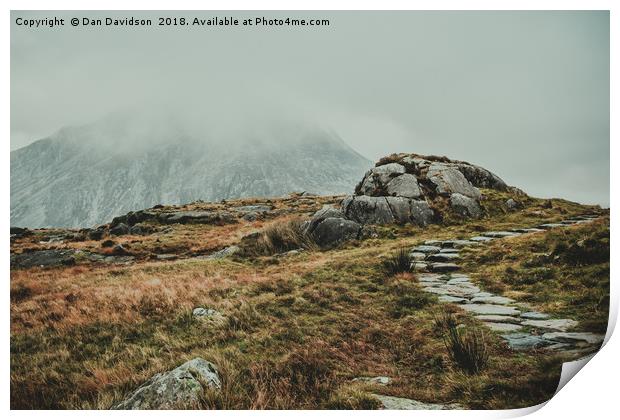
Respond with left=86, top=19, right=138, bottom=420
left=11, top=118, right=371, bottom=228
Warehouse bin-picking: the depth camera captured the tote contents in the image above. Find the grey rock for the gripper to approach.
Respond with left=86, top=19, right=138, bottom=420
left=410, top=262, right=428, bottom=272
left=385, top=196, right=413, bottom=224
left=427, top=253, right=460, bottom=262
left=470, top=236, right=494, bottom=242
left=511, top=228, right=545, bottom=233
left=429, top=263, right=460, bottom=273
left=343, top=196, right=395, bottom=225
left=538, top=223, right=565, bottom=229
left=445, top=239, right=478, bottom=248
left=371, top=163, right=407, bottom=185
left=311, top=217, right=361, bottom=248
left=483, top=231, right=520, bottom=238
left=542, top=332, right=605, bottom=345
left=409, top=252, right=427, bottom=261
left=521, top=319, right=578, bottom=332
left=408, top=199, right=435, bottom=226
left=521, top=311, right=550, bottom=320
left=10, top=249, right=76, bottom=269
left=471, top=295, right=515, bottom=305
left=110, top=223, right=130, bottom=236
left=505, top=199, right=520, bottom=211
left=386, top=173, right=422, bottom=198
left=450, top=193, right=483, bottom=219
left=306, top=205, right=345, bottom=234
left=459, top=304, right=520, bottom=316
left=443, top=283, right=481, bottom=296
left=454, top=163, right=508, bottom=190
left=113, top=358, right=221, bottom=409
left=155, top=254, right=176, bottom=260
left=427, top=163, right=481, bottom=199
left=501, top=333, right=556, bottom=351
left=371, top=394, right=463, bottom=410
left=412, top=245, right=442, bottom=254
left=438, top=295, right=469, bottom=304
left=484, top=322, right=523, bottom=332
left=475, top=315, right=522, bottom=324
left=206, top=245, right=240, bottom=260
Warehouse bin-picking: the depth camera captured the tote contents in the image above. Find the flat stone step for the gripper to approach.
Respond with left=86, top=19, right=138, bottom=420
left=409, top=252, right=427, bottom=261
left=438, top=248, right=459, bottom=253
left=410, top=262, right=428, bottom=272
left=542, top=332, right=605, bottom=345
left=538, top=223, right=565, bottom=229
left=521, top=318, right=578, bottom=332
left=370, top=394, right=463, bottom=410
left=521, top=311, right=550, bottom=320
left=511, top=228, right=545, bottom=233
left=470, top=236, right=494, bottom=242
left=438, top=295, right=469, bottom=304
left=443, top=283, right=481, bottom=296
left=471, top=295, right=515, bottom=305
left=483, top=231, right=521, bottom=238
left=475, top=315, right=522, bottom=324
left=427, top=253, right=460, bottom=262
left=446, top=239, right=479, bottom=248
left=428, top=263, right=460, bottom=273
left=501, top=333, right=557, bottom=350
left=484, top=322, right=523, bottom=332
left=412, top=245, right=442, bottom=254
left=459, top=304, right=520, bottom=316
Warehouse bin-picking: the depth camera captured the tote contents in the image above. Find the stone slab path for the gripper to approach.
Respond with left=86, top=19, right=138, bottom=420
left=411, top=214, right=605, bottom=354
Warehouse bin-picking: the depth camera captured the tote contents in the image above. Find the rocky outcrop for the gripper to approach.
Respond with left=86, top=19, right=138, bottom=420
left=113, top=358, right=221, bottom=410
left=347, top=153, right=510, bottom=225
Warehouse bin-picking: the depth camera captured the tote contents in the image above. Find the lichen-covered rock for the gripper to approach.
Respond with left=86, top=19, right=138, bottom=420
left=343, top=196, right=395, bottom=225
left=385, top=173, right=422, bottom=198
left=450, top=193, right=483, bottom=219
left=113, top=358, right=221, bottom=410
left=427, top=163, right=481, bottom=199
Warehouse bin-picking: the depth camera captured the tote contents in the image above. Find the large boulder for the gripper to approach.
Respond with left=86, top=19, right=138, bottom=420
left=113, top=358, right=221, bottom=410
left=311, top=217, right=361, bottom=248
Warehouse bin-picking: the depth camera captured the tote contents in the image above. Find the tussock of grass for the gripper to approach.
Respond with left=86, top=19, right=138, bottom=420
left=382, top=248, right=413, bottom=275
left=241, top=218, right=317, bottom=256
left=443, top=321, right=489, bottom=375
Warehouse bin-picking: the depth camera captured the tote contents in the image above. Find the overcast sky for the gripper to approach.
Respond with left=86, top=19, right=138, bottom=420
left=11, top=11, right=609, bottom=206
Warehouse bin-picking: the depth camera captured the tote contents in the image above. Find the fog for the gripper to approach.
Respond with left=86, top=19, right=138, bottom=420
left=11, top=11, right=609, bottom=206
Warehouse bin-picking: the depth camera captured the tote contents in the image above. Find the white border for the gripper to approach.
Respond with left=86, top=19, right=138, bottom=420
left=3, top=1, right=616, bottom=419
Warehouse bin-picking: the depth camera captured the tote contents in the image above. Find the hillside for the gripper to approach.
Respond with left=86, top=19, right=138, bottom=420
left=9, top=153, right=609, bottom=410
left=10, top=116, right=370, bottom=228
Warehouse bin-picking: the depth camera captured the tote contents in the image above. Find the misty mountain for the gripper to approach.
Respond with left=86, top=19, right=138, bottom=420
left=11, top=116, right=371, bottom=228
